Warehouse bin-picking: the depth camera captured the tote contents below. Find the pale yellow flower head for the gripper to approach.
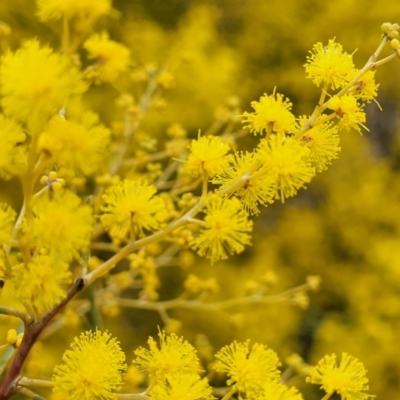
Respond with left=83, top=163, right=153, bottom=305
left=242, top=91, right=296, bottom=135
left=25, top=189, right=93, bottom=262
left=0, top=40, right=85, bottom=131
left=101, top=180, right=167, bottom=239
left=257, top=135, right=315, bottom=202
left=190, top=194, right=253, bottom=264
left=215, top=340, right=281, bottom=394
left=327, top=95, right=367, bottom=134
left=38, top=112, right=110, bottom=175
left=84, top=32, right=131, bottom=83
left=306, top=353, right=373, bottom=400
left=12, top=255, right=71, bottom=318
left=305, top=39, right=355, bottom=89
left=185, top=135, right=232, bottom=178
left=37, top=0, right=112, bottom=21
left=133, top=331, right=201, bottom=382
left=53, top=330, right=127, bottom=400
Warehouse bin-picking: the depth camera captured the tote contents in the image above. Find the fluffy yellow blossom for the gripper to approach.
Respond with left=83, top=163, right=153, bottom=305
left=257, top=135, right=315, bottom=202
left=84, top=32, right=131, bottom=83
left=26, top=189, right=93, bottom=262
left=352, top=70, right=380, bottom=102
left=213, top=152, right=275, bottom=215
left=101, top=180, right=167, bottom=239
left=53, top=330, right=127, bottom=400
left=133, top=331, right=201, bottom=382
left=184, top=136, right=232, bottom=178
left=0, top=115, right=26, bottom=179
left=248, top=381, right=304, bottom=400
left=306, top=353, right=373, bottom=400
left=327, top=95, right=367, bottom=133
left=215, top=340, right=281, bottom=394
left=38, top=113, right=110, bottom=175
left=150, top=374, right=215, bottom=400
left=37, top=0, right=112, bottom=21
left=12, top=255, right=71, bottom=317
left=242, top=91, right=296, bottom=135
left=190, top=195, right=253, bottom=264
left=305, top=39, right=355, bottom=89
left=297, top=118, right=341, bottom=172
left=0, top=203, right=16, bottom=244
left=0, top=40, right=85, bottom=130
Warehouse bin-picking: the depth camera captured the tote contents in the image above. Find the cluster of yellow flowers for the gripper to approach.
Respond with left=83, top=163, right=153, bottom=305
left=0, top=0, right=398, bottom=398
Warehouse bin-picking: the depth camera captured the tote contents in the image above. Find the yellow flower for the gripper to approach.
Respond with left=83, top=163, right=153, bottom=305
left=305, top=39, right=355, bottom=89
left=150, top=374, right=215, bottom=400
left=215, top=340, right=281, bottom=394
left=352, top=70, right=380, bottom=102
left=37, top=0, right=112, bottom=21
left=84, top=32, right=131, bottom=83
left=101, top=180, right=167, bottom=239
left=213, top=151, right=275, bottom=215
left=184, top=136, right=232, bottom=178
left=248, top=381, right=304, bottom=400
left=38, top=113, right=110, bottom=175
left=190, top=195, right=253, bottom=264
left=53, top=330, right=127, bottom=400
left=12, top=255, right=71, bottom=317
left=297, top=118, right=341, bottom=172
left=26, top=189, right=93, bottom=262
left=327, top=95, right=367, bottom=134
left=133, top=331, right=201, bottom=382
left=306, top=353, right=373, bottom=400
left=257, top=135, right=315, bottom=202
left=0, top=203, right=16, bottom=244
left=242, top=91, right=296, bottom=135
left=0, top=115, right=26, bottom=179
left=0, top=40, right=85, bottom=130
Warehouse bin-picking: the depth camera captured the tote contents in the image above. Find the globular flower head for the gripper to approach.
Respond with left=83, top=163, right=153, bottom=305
left=248, top=381, right=304, bottom=400
left=0, top=203, right=16, bottom=244
left=38, top=113, right=110, bottom=175
left=84, top=32, right=131, bottom=83
left=184, top=136, right=232, bottom=178
left=0, top=40, right=85, bottom=131
left=190, top=195, right=253, bottom=264
left=25, top=189, right=93, bottom=262
left=215, top=340, right=281, bottom=394
left=101, top=180, right=167, bottom=239
left=306, top=353, right=373, bottom=400
left=37, top=0, right=112, bottom=21
left=297, top=118, right=341, bottom=172
left=257, top=135, right=315, bottom=202
left=327, top=95, right=367, bottom=134
left=242, top=91, right=296, bottom=135
left=352, top=70, right=380, bottom=102
left=213, top=151, right=275, bottom=215
left=150, top=374, right=215, bottom=400
left=133, top=330, right=201, bottom=382
left=12, top=255, right=71, bottom=318
left=305, top=39, right=355, bottom=89
left=53, top=330, right=127, bottom=400
left=0, top=115, right=26, bottom=179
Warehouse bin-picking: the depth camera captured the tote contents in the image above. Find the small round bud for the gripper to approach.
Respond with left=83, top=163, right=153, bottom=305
left=58, top=178, right=66, bottom=187
left=52, top=181, right=62, bottom=191
left=40, top=175, right=48, bottom=185
left=306, top=275, right=321, bottom=291
left=391, top=38, right=400, bottom=49
left=388, top=30, right=399, bottom=39
left=391, top=23, right=400, bottom=31
left=381, top=22, right=392, bottom=34
left=48, top=171, right=58, bottom=180
left=6, top=329, right=17, bottom=345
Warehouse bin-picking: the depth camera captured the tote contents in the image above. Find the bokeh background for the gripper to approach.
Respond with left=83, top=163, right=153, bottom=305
left=1, top=0, right=400, bottom=398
